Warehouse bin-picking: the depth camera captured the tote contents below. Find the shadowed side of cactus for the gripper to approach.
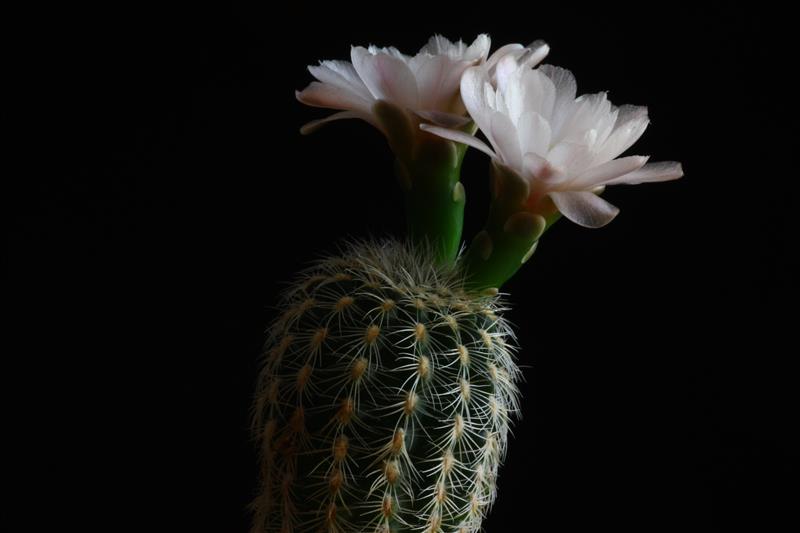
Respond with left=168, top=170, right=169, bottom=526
left=250, top=240, right=521, bottom=533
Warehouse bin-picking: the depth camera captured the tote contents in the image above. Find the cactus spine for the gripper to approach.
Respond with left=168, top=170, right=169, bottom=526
left=251, top=240, right=521, bottom=533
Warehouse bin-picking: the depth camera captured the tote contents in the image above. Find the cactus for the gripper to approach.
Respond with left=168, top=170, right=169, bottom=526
left=250, top=34, right=682, bottom=533
left=251, top=241, right=519, bottom=533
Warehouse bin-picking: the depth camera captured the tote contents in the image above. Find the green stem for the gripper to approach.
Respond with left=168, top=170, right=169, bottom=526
left=459, top=163, right=559, bottom=290
left=397, top=136, right=467, bottom=265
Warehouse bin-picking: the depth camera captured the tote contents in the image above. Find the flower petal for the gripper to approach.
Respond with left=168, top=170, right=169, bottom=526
left=351, top=46, right=419, bottom=109
left=556, top=91, right=612, bottom=145
left=295, top=82, right=373, bottom=113
left=519, top=40, right=550, bottom=68
left=413, top=54, right=459, bottom=111
left=299, top=110, right=376, bottom=135
left=419, top=33, right=490, bottom=62
left=414, top=110, right=472, bottom=128
left=495, top=54, right=521, bottom=94
left=596, top=105, right=649, bottom=162
left=308, top=60, right=373, bottom=101
left=517, top=111, right=551, bottom=158
left=367, top=45, right=409, bottom=62
left=520, top=69, right=556, bottom=122
left=538, top=64, right=577, bottom=102
left=603, top=161, right=684, bottom=185
left=523, top=151, right=549, bottom=176
left=419, top=34, right=459, bottom=56
left=465, top=34, right=491, bottom=61
left=547, top=140, right=595, bottom=175
left=523, top=152, right=567, bottom=187
left=569, top=155, right=649, bottom=189
left=486, top=43, right=525, bottom=72
left=490, top=110, right=523, bottom=170
left=420, top=124, right=496, bottom=158
left=549, top=190, right=620, bottom=228
left=460, top=66, right=494, bottom=134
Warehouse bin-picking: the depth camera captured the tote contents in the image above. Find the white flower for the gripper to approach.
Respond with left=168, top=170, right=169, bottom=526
left=295, top=35, right=548, bottom=140
left=296, top=34, right=490, bottom=134
left=422, top=55, right=684, bottom=227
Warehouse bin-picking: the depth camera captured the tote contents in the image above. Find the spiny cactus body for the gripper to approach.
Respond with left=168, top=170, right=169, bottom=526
left=251, top=240, right=521, bottom=533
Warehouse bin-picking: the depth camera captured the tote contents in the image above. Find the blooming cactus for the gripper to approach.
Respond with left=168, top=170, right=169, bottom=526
left=296, top=35, right=491, bottom=134
left=251, top=34, right=683, bottom=533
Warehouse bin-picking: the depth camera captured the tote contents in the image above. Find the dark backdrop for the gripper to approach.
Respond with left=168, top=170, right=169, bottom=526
left=9, top=4, right=797, bottom=532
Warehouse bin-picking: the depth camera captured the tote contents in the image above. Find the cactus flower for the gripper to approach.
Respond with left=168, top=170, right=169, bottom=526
left=422, top=55, right=684, bottom=229
left=296, top=35, right=492, bottom=135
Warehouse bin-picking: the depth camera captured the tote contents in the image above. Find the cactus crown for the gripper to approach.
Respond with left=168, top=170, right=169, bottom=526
left=251, top=240, right=522, bottom=533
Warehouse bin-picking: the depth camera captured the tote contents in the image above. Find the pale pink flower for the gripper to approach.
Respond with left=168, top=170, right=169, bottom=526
left=422, top=55, right=683, bottom=227
left=295, top=36, right=549, bottom=144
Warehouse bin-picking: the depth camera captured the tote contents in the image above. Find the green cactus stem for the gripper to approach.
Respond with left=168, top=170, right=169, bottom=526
left=397, top=137, right=468, bottom=266
left=250, top=239, right=521, bottom=533
left=459, top=163, right=560, bottom=290
left=373, top=102, right=469, bottom=265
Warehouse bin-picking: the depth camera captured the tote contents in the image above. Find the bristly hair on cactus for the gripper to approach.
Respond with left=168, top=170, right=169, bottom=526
left=250, top=239, right=522, bottom=533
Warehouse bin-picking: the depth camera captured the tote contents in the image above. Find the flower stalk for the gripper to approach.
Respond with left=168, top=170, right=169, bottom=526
left=459, top=163, right=558, bottom=289
left=398, top=137, right=468, bottom=264
left=371, top=100, right=469, bottom=264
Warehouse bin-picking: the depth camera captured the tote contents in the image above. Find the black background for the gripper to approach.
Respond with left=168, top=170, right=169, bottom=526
left=9, top=4, right=798, bottom=532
